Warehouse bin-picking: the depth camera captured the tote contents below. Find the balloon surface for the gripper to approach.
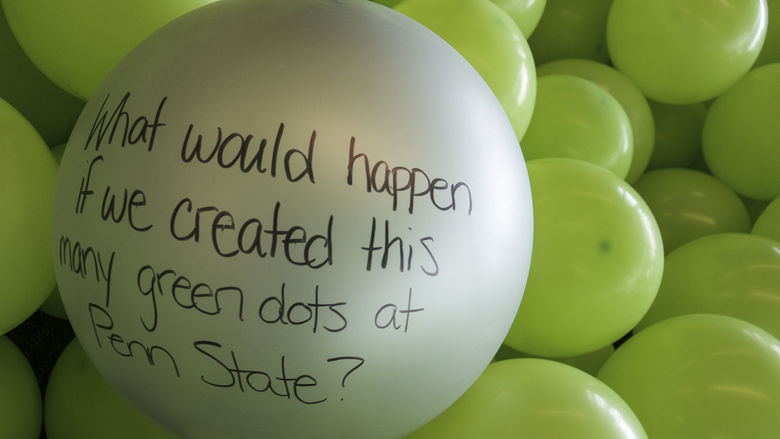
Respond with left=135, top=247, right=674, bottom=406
left=633, top=169, right=751, bottom=253
left=703, top=63, right=780, bottom=200
left=599, top=314, right=780, bottom=439
left=406, top=358, right=647, bottom=439
left=39, top=143, right=69, bottom=320
left=528, top=0, right=612, bottom=65
left=492, top=343, right=614, bottom=376
left=0, top=336, right=41, bottom=439
left=50, top=1, right=534, bottom=438
left=607, top=0, right=768, bottom=104
left=646, top=100, right=706, bottom=170
left=45, top=339, right=179, bottom=439
left=0, top=97, right=58, bottom=335
left=1, top=0, right=216, bottom=100
left=755, top=0, right=780, bottom=66
left=752, top=196, right=780, bottom=242
left=489, top=0, right=547, bottom=37
left=521, top=75, right=633, bottom=178
left=395, top=0, right=537, bottom=141
left=536, top=58, right=654, bottom=182
left=636, top=233, right=780, bottom=339
left=504, top=158, right=663, bottom=357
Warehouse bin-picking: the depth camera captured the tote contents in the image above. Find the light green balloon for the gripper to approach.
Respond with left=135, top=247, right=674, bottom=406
left=608, top=0, right=767, bottom=104
left=406, top=358, right=647, bottom=439
left=527, top=0, right=612, bottom=66
left=504, top=158, right=664, bottom=357
left=493, top=343, right=615, bottom=376
left=537, top=58, right=655, bottom=182
left=600, top=314, right=780, bottom=439
left=521, top=75, right=632, bottom=178
left=45, top=339, right=179, bottom=439
left=0, top=97, right=58, bottom=335
left=489, top=0, right=547, bottom=37
left=1, top=0, right=217, bottom=100
left=636, top=233, right=780, bottom=339
left=646, top=100, right=706, bottom=170
left=703, top=63, right=780, bottom=200
left=0, top=336, right=41, bottom=439
left=395, top=0, right=537, bottom=140
left=755, top=0, right=780, bottom=66
left=752, top=197, right=780, bottom=242
left=633, top=169, right=751, bottom=253
left=0, top=6, right=84, bottom=146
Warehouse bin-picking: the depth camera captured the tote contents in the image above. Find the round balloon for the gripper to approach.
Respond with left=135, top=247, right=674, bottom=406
left=504, top=158, right=663, bottom=358
left=607, top=0, right=768, bottom=104
left=0, top=336, right=41, bottom=439
left=50, top=1, right=534, bottom=439
left=406, top=358, right=647, bottom=439
left=489, top=0, right=547, bottom=37
left=752, top=196, right=780, bottom=242
left=599, top=314, right=780, bottom=439
left=635, top=233, right=780, bottom=339
left=528, top=0, right=613, bottom=65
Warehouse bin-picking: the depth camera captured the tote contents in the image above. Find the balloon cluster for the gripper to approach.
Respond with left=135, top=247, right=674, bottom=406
left=2, top=0, right=780, bottom=438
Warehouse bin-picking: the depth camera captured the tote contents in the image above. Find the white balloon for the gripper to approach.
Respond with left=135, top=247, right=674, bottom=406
left=51, top=1, right=533, bottom=438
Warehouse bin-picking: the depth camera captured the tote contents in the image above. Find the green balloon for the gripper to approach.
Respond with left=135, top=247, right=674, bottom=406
left=1, top=0, right=217, bottom=100
left=636, top=234, right=780, bottom=339
left=607, top=0, right=768, bottom=104
left=0, top=5, right=84, bottom=146
left=752, top=196, right=780, bottom=242
left=489, top=0, right=547, bottom=37
left=537, top=58, right=655, bottom=182
left=504, top=158, right=664, bottom=357
left=633, top=169, right=751, bottom=253
left=527, top=0, right=612, bottom=65
left=493, top=343, right=615, bottom=376
left=406, top=358, right=647, bottom=439
left=0, top=97, right=58, bottom=335
left=755, top=0, right=780, bottom=67
left=646, top=100, right=707, bottom=170
left=0, top=336, right=41, bottom=439
left=599, top=314, right=780, bottom=439
left=45, top=339, right=179, bottom=439
left=395, top=0, right=537, bottom=140
left=703, top=63, right=780, bottom=200
left=521, top=75, right=632, bottom=178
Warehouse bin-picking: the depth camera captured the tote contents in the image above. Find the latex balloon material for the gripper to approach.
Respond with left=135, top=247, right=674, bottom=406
left=504, top=158, right=663, bottom=357
left=0, top=6, right=84, bottom=146
left=0, top=97, right=58, bottom=335
left=528, top=0, right=612, bottom=65
left=406, top=358, right=647, bottom=439
left=489, top=0, right=547, bottom=37
left=45, top=339, right=179, bottom=439
left=0, top=336, right=42, bottom=439
left=607, top=0, right=768, bottom=104
left=492, top=343, right=615, bottom=376
left=39, top=143, right=69, bottom=320
left=646, top=100, right=706, bottom=170
left=636, top=234, right=780, bottom=340
left=703, top=63, right=780, bottom=200
left=633, top=169, right=751, bottom=253
left=537, top=58, right=655, bottom=183
left=599, top=314, right=780, bottom=439
left=50, top=1, right=534, bottom=438
left=1, top=0, right=217, bottom=100
left=521, top=75, right=633, bottom=179
left=395, top=0, right=537, bottom=141
left=752, top=196, right=780, bottom=242
left=755, top=0, right=780, bottom=66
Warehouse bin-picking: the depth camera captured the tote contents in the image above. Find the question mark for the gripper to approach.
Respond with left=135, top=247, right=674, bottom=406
left=327, top=356, right=365, bottom=401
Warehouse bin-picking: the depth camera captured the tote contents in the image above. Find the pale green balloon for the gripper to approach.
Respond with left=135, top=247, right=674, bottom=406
left=0, top=97, right=58, bottom=335
left=703, top=63, right=780, bottom=200
left=489, top=0, right=547, bottom=37
left=607, top=0, right=768, bottom=104
left=1, top=0, right=217, bottom=100
left=636, top=233, right=780, bottom=340
left=755, top=0, right=780, bottom=66
left=504, top=158, right=664, bottom=357
left=600, top=314, right=780, bottom=439
left=406, top=358, right=647, bottom=439
left=537, top=58, right=655, bottom=182
left=45, top=339, right=180, bottom=439
left=752, top=196, right=780, bottom=242
left=632, top=169, right=751, bottom=253
left=527, top=0, right=613, bottom=65
left=646, top=100, right=706, bottom=170
left=493, top=343, right=615, bottom=376
left=521, top=75, right=633, bottom=178
left=395, top=0, right=537, bottom=140
left=0, top=336, right=41, bottom=439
